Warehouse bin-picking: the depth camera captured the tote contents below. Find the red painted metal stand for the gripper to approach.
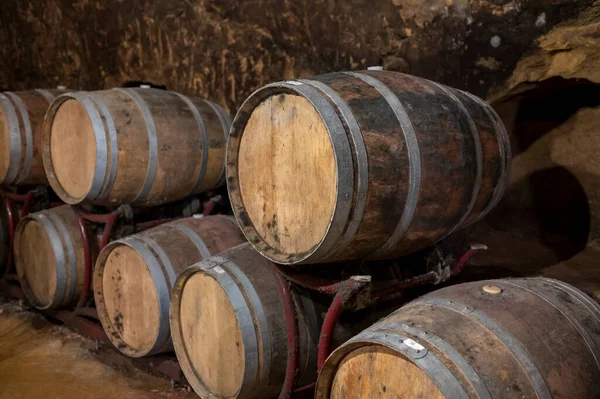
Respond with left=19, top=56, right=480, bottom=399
left=74, top=208, right=121, bottom=308
left=273, top=243, right=487, bottom=398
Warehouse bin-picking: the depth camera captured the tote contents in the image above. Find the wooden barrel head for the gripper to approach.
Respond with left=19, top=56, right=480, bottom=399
left=0, top=105, right=10, bottom=181
left=237, top=93, right=337, bottom=256
left=101, top=245, right=160, bottom=355
left=179, top=272, right=244, bottom=398
left=330, top=345, right=444, bottom=399
left=17, top=220, right=57, bottom=308
left=50, top=99, right=97, bottom=201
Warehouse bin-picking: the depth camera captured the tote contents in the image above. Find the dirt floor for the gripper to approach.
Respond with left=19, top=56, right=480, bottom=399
left=0, top=301, right=194, bottom=399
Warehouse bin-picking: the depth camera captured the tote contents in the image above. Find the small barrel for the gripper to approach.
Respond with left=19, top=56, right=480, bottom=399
left=14, top=205, right=97, bottom=309
left=316, top=277, right=600, bottom=399
left=227, top=71, right=510, bottom=265
left=170, top=242, right=325, bottom=399
left=43, top=88, right=231, bottom=206
left=94, top=215, right=245, bottom=357
left=0, top=89, right=69, bottom=186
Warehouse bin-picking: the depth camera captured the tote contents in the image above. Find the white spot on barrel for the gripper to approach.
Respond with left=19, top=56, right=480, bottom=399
left=56, top=85, right=67, bottom=90
left=367, top=66, right=384, bottom=71
left=140, top=84, right=151, bottom=89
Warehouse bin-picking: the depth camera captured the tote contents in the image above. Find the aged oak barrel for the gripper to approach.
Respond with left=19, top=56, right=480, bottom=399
left=170, top=242, right=390, bottom=399
left=43, top=88, right=231, bottom=206
left=316, top=277, right=600, bottom=399
left=0, top=89, right=69, bottom=186
left=227, top=71, right=510, bottom=265
left=14, top=205, right=98, bottom=309
left=94, top=215, right=245, bottom=357
left=170, top=242, right=327, bottom=399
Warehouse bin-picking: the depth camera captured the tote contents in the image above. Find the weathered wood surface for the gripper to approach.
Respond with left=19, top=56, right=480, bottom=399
left=317, top=277, right=600, bottom=398
left=94, top=215, right=245, bottom=357
left=228, top=71, right=509, bottom=264
left=44, top=88, right=230, bottom=206
left=14, top=205, right=98, bottom=309
left=0, top=89, right=68, bottom=186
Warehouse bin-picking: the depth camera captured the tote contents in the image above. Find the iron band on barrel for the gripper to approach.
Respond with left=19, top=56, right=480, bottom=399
left=199, top=261, right=260, bottom=398
left=411, top=297, right=552, bottom=399
left=300, top=78, right=369, bottom=259
left=174, top=93, right=209, bottom=193
left=115, top=88, right=158, bottom=202
left=4, top=92, right=33, bottom=184
left=345, top=72, right=421, bottom=259
left=427, top=81, right=483, bottom=238
left=88, top=94, right=119, bottom=201
left=0, top=93, right=22, bottom=184
left=378, top=321, right=492, bottom=399
left=46, top=212, right=77, bottom=303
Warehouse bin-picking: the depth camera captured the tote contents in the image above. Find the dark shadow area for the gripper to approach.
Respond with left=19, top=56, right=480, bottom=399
left=121, top=81, right=167, bottom=90
left=461, top=77, right=599, bottom=280
left=486, top=166, right=590, bottom=261
left=500, top=77, right=600, bottom=156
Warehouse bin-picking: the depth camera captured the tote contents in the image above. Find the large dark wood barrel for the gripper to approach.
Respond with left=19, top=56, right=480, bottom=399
left=94, top=215, right=245, bottom=357
left=227, top=71, right=510, bottom=265
left=170, top=242, right=327, bottom=398
left=0, top=89, right=68, bottom=186
left=43, top=88, right=231, bottom=206
left=316, top=277, right=600, bottom=399
left=14, top=205, right=98, bottom=309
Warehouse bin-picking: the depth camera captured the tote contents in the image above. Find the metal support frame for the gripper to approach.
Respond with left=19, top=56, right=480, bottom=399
left=273, top=243, right=486, bottom=398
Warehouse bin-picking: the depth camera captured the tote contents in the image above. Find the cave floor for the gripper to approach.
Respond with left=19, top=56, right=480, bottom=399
left=0, top=302, right=193, bottom=399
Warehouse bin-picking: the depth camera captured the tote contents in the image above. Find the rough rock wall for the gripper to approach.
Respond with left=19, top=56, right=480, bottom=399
left=1, top=0, right=599, bottom=250
left=0, top=0, right=593, bottom=113
left=485, top=4, right=600, bottom=250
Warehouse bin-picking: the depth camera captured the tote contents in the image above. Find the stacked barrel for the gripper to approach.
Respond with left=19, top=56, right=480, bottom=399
left=0, top=88, right=70, bottom=277
left=7, top=86, right=238, bottom=323
left=6, top=71, right=599, bottom=399
left=166, top=70, right=520, bottom=399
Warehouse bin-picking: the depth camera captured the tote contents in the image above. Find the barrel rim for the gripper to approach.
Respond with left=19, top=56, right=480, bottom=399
left=0, top=93, right=21, bottom=184
left=315, top=330, right=468, bottom=399
left=42, top=92, right=105, bottom=205
left=169, top=259, right=248, bottom=398
left=226, top=82, right=355, bottom=265
left=14, top=214, right=60, bottom=310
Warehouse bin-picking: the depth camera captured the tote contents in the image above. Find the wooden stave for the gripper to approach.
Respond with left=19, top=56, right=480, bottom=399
left=170, top=242, right=324, bottom=399
left=14, top=205, right=93, bottom=309
left=316, top=277, right=600, bottom=399
left=227, top=71, right=510, bottom=265
left=94, top=215, right=245, bottom=357
left=43, top=88, right=231, bottom=206
left=0, top=89, right=68, bottom=186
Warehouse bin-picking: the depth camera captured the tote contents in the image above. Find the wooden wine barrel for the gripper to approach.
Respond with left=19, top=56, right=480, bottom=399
left=316, top=277, right=600, bottom=399
left=43, top=88, right=231, bottom=206
left=14, top=205, right=97, bottom=309
left=227, top=71, right=511, bottom=265
left=0, top=89, right=69, bottom=186
left=94, top=215, right=245, bottom=357
left=170, top=242, right=328, bottom=399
